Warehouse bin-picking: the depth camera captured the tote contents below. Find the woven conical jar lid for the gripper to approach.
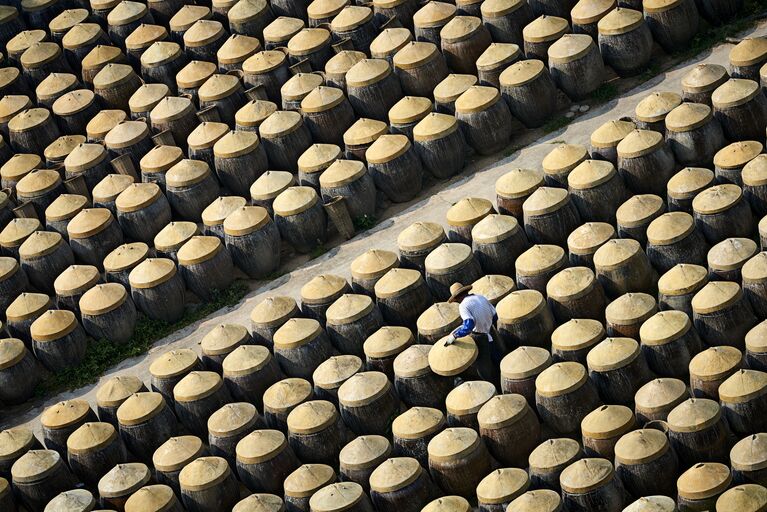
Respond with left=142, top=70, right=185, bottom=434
left=236, top=100, right=278, bottom=128
left=590, top=119, right=636, bottom=148
left=523, top=15, right=569, bottom=43
left=251, top=171, right=295, bottom=201
left=297, top=143, right=341, bottom=174
left=54, top=264, right=100, bottom=296
left=634, top=377, right=688, bottom=415
left=339, top=435, right=390, bottom=472
left=370, top=28, right=412, bottom=58
left=500, top=345, right=552, bottom=380
left=283, top=464, right=336, bottom=498
left=415, top=1, right=456, bottom=27
left=232, top=493, right=285, bottom=512
left=152, top=435, right=205, bottom=473
left=445, top=380, right=497, bottom=416
left=712, top=78, right=760, bottom=109
left=262, top=17, right=305, bottom=44
left=154, top=221, right=199, bottom=252
left=98, top=462, right=151, bottom=498
left=41, top=399, right=92, bottom=429
left=667, top=398, right=722, bottom=432
left=364, top=326, right=413, bottom=359
left=428, top=336, right=478, bottom=376
left=96, top=375, right=145, bottom=408
left=434, top=73, right=477, bottom=103
left=567, top=222, right=615, bottom=255
left=388, top=95, right=432, bottom=125
left=263, top=378, right=313, bottom=414
left=677, top=462, right=732, bottom=500
left=392, top=406, right=445, bottom=439
left=515, top=244, right=565, bottom=276
left=682, top=63, right=728, bottom=93
left=324, top=50, right=366, bottom=77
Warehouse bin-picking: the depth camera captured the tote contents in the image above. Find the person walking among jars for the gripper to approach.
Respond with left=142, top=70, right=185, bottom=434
left=444, top=282, right=502, bottom=385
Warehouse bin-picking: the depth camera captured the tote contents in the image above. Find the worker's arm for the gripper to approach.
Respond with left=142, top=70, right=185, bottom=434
left=445, top=301, right=476, bottom=344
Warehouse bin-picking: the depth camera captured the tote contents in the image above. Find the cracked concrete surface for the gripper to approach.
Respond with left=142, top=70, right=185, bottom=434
left=3, top=21, right=766, bottom=434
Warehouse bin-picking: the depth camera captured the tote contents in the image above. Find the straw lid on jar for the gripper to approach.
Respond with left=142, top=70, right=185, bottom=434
left=0, top=427, right=36, bottom=463
left=54, top=264, right=99, bottom=296
left=567, top=159, right=616, bottom=190
left=392, top=406, right=444, bottom=440
left=281, top=72, right=322, bottom=103
left=718, top=368, right=767, bottom=404
left=338, top=371, right=392, bottom=407
left=523, top=186, right=569, bottom=216
left=571, top=0, right=616, bottom=25
left=288, top=27, right=331, bottom=56
left=149, top=349, right=198, bottom=381
left=67, top=208, right=116, bottom=239
left=18, top=231, right=63, bottom=260
left=393, top=41, right=440, bottom=70
left=346, top=58, right=392, bottom=88
left=412, top=112, right=458, bottom=141
left=179, top=457, right=231, bottom=492
left=129, top=84, right=169, bottom=115
left=287, top=400, right=338, bottom=435
left=587, top=337, right=640, bottom=371
left=714, top=140, right=763, bottom=170
left=713, top=78, right=760, bottom=109
left=116, top=183, right=162, bottom=213
left=301, top=86, right=346, bottom=114
left=535, top=360, right=587, bottom=397
left=207, top=402, right=258, bottom=438
left=647, top=210, right=695, bottom=245
left=301, top=273, right=347, bottom=305
left=235, top=100, right=278, bottom=130
left=96, top=375, right=144, bottom=408
left=235, top=429, right=287, bottom=464
left=397, top=221, right=445, bottom=252
left=634, top=377, right=687, bottom=415
left=606, top=293, right=656, bottom=325
left=45, top=135, right=85, bottom=164
left=283, top=464, right=336, bottom=498
left=567, top=222, right=614, bottom=255
left=128, top=258, right=177, bottom=289
left=5, top=292, right=49, bottom=322
left=313, top=355, right=362, bottom=391
left=471, top=214, right=521, bottom=244
left=217, top=34, right=261, bottom=65
left=45, top=194, right=88, bottom=222
left=0, top=95, right=32, bottom=125
left=692, top=280, right=743, bottom=314
left=667, top=167, right=714, bottom=200
left=446, top=380, right=497, bottom=419
left=590, top=118, right=636, bottom=148
left=368, top=457, right=425, bottom=495
left=15, top=169, right=61, bottom=198
left=542, top=143, right=588, bottom=178
left=201, top=196, right=247, bottom=228
left=173, top=371, right=224, bottom=403
left=263, top=16, right=305, bottom=44
left=665, top=102, right=713, bottom=132
left=183, top=19, right=226, bottom=49
left=364, top=326, right=412, bottom=360
left=388, top=96, right=432, bottom=126
left=635, top=91, right=681, bottom=124
left=617, top=129, right=664, bottom=158
left=581, top=404, right=633, bottom=440
left=616, top=193, right=663, bottom=228
left=546, top=266, right=596, bottom=301
left=86, top=109, right=127, bottom=141
left=552, top=318, right=604, bottom=352
left=593, top=238, right=643, bottom=270
left=677, top=462, right=732, bottom=500
left=331, top=5, right=373, bottom=32
left=66, top=422, right=117, bottom=457
left=153, top=221, right=199, bottom=253
left=427, top=427, right=481, bottom=463
left=222, top=345, right=273, bottom=379
left=639, top=310, right=691, bottom=346
left=79, top=283, right=128, bottom=317
left=613, top=428, right=668, bottom=466
left=730, top=37, right=767, bottom=67
left=447, top=197, right=493, bottom=227
left=415, top=0, right=456, bottom=26
left=515, top=244, right=565, bottom=276
left=548, top=33, right=595, bottom=64
left=198, top=74, right=242, bottom=103
left=7, top=29, right=46, bottom=57
left=471, top=274, right=515, bottom=304
left=708, top=237, right=757, bottom=271
left=20, top=42, right=62, bottom=70
left=41, top=399, right=91, bottom=430
left=350, top=249, right=398, bottom=281
left=0, top=218, right=40, bottom=250
left=227, top=0, right=272, bottom=23
left=523, top=15, right=569, bottom=43
left=251, top=171, right=295, bottom=202
left=200, top=323, right=250, bottom=358
left=434, top=73, right=477, bottom=103
left=151, top=436, right=204, bottom=475
left=422, top=496, right=471, bottom=512
left=597, top=7, right=643, bottom=35
left=36, top=73, right=78, bottom=104
left=0, top=338, right=26, bottom=371
left=177, top=235, right=223, bottom=266
left=682, top=63, right=729, bottom=93
left=500, top=345, right=551, bottom=379
left=308, top=0, right=349, bottom=21
left=319, top=159, right=366, bottom=189
left=689, top=346, right=742, bottom=382
left=374, top=268, right=423, bottom=298
left=693, top=183, right=744, bottom=215
left=425, top=243, right=473, bottom=275
left=474, top=467, right=529, bottom=505
left=326, top=294, right=375, bottom=325
left=344, top=118, right=388, bottom=146
left=176, top=60, right=217, bottom=90
left=273, top=318, right=323, bottom=349
left=428, top=336, right=478, bottom=376
left=263, top=378, right=313, bottom=414
left=139, top=145, right=184, bottom=175
left=29, top=309, right=77, bottom=342
left=730, top=433, right=767, bottom=472
left=560, top=458, right=614, bottom=494
left=250, top=296, right=297, bottom=328
left=11, top=450, right=64, bottom=484
left=455, top=85, right=501, bottom=114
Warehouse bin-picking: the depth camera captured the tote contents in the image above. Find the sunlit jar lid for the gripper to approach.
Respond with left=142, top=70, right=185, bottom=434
left=523, top=15, right=569, bottom=43
left=682, top=63, right=728, bottom=94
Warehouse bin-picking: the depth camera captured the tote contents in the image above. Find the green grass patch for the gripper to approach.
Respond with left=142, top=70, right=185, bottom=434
left=35, top=281, right=248, bottom=397
left=309, top=245, right=329, bottom=259
left=353, top=214, right=376, bottom=231
left=591, top=83, right=618, bottom=102
left=543, top=116, right=572, bottom=134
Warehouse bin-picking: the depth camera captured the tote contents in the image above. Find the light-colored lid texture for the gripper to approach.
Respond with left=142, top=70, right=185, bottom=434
left=588, top=337, right=640, bottom=373
left=677, top=462, right=732, bottom=500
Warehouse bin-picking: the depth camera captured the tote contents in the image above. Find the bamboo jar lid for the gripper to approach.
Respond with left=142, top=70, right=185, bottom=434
left=667, top=398, right=722, bottom=432
left=0, top=257, right=20, bottom=284
left=169, top=4, right=211, bottom=33
left=455, top=85, right=501, bottom=114
left=287, top=400, right=338, bottom=435
left=590, top=119, right=636, bottom=149
left=41, top=399, right=91, bottom=430
left=177, top=235, right=224, bottom=266
left=567, top=222, right=615, bottom=256
left=339, top=435, right=391, bottom=472
left=568, top=159, right=617, bottom=191
left=312, top=354, right=363, bottom=390
left=429, top=336, right=478, bottom=376
left=476, top=468, right=529, bottom=505
left=5, top=292, right=50, bottom=322
left=177, top=60, right=217, bottom=90
left=154, top=222, right=199, bottom=253
left=677, top=462, right=732, bottom=500
left=301, top=274, right=348, bottom=305
left=714, top=141, right=763, bottom=171
left=427, top=427, right=481, bottom=463
left=689, top=346, right=742, bottom=382
left=325, top=50, right=365, bottom=80
left=18, top=231, right=63, bottom=260
left=692, top=281, right=743, bottom=314
left=597, top=7, right=643, bottom=35
left=179, top=457, right=231, bottom=493
left=319, top=159, right=367, bottom=188
left=613, top=428, right=668, bottom=466
left=667, top=167, right=714, bottom=200
left=560, top=458, right=614, bottom=494
left=16, top=169, right=60, bottom=198
left=477, top=43, right=521, bottom=72
left=393, top=345, right=431, bottom=378
left=719, top=366, right=767, bottom=405
left=11, top=450, right=64, bottom=484
left=125, top=23, right=168, bottom=52
left=346, top=58, right=392, bottom=89
left=250, top=296, right=298, bottom=328
left=446, top=380, right=496, bottom=416
left=744, top=154, right=767, bottom=187
left=593, top=238, right=642, bottom=269
left=7, top=30, right=46, bottom=58
left=251, top=171, right=295, bottom=202
left=284, top=464, right=336, bottom=499
left=287, top=27, right=331, bottom=57
left=617, top=129, right=664, bottom=159
left=86, top=110, right=127, bottom=141
left=551, top=318, right=604, bottom=353
left=298, top=144, right=341, bottom=174
left=140, top=42, right=182, bottom=69
left=8, top=108, right=52, bottom=136
left=281, top=72, right=322, bottom=103
left=425, top=243, right=473, bottom=275
left=497, top=290, right=547, bottom=327
left=263, top=17, right=304, bottom=45
left=201, top=323, right=249, bottom=357
left=587, top=337, right=641, bottom=372
left=665, top=102, right=712, bottom=133
left=581, top=404, right=633, bottom=440
left=173, top=371, right=224, bottom=403
left=415, top=1, right=456, bottom=27
left=338, top=371, right=391, bottom=407
left=45, top=194, right=88, bottom=222
left=260, top=111, right=304, bottom=139
left=98, top=462, right=152, bottom=498
left=301, top=86, right=346, bottom=114
left=743, top=252, right=767, bottom=285
left=477, top=393, right=530, bottom=430
left=104, top=121, right=150, bottom=151
left=605, top=293, right=656, bottom=326
left=446, top=197, right=493, bottom=228
left=507, top=490, right=561, bottom=512
left=501, top=346, right=552, bottom=381
left=542, top=143, right=589, bottom=179
left=218, top=34, right=261, bottom=65
left=1, top=153, right=41, bottom=184
left=708, top=237, right=757, bottom=272
left=746, top=322, right=767, bottom=355
left=658, top=263, right=707, bottom=296
left=93, top=63, right=139, bottom=93
left=434, top=74, right=477, bottom=103
left=547, top=34, right=595, bottom=65
left=472, top=214, right=521, bottom=245
left=731, top=37, right=767, bottom=66
left=198, top=74, right=242, bottom=103
left=66, top=422, right=117, bottom=455
left=350, top=249, right=399, bottom=281
left=208, top=402, right=258, bottom=438
left=96, top=375, right=144, bottom=408
left=635, top=91, right=681, bottom=124
left=129, top=83, right=169, bottom=115
left=0, top=95, right=32, bottom=125
left=116, top=183, right=162, bottom=214
left=412, top=112, right=459, bottom=142
left=471, top=275, right=515, bottom=304
left=639, top=310, right=691, bottom=346
left=201, top=196, right=248, bottom=228
left=368, top=457, right=422, bottom=495
left=124, top=484, right=178, bottom=512
left=374, top=268, right=423, bottom=298
left=571, top=0, right=616, bottom=25
left=0, top=427, right=36, bottom=463
left=392, top=406, right=445, bottom=439
left=310, top=482, right=367, bottom=512
left=393, top=41, right=440, bottom=70
left=523, top=14, right=569, bottom=43
left=236, top=429, right=287, bottom=464
left=713, top=78, right=760, bottom=109
left=236, top=100, right=278, bottom=129
left=389, top=96, right=432, bottom=125
left=263, top=378, right=313, bottom=415
left=326, top=295, right=374, bottom=325
left=166, top=159, right=214, bottom=189
left=223, top=206, right=271, bottom=237
left=223, top=345, right=273, bottom=378
left=107, top=0, right=148, bottom=26
left=0, top=338, right=26, bottom=371
left=19, top=42, right=62, bottom=71
left=731, top=433, right=767, bottom=472
left=535, top=360, right=589, bottom=398
left=717, top=484, right=767, bottom=512
left=546, top=266, right=597, bottom=302
left=422, top=496, right=471, bottom=512
left=329, top=5, right=372, bottom=32
left=370, top=28, right=412, bottom=60
left=397, top=221, right=445, bottom=252
left=30, top=309, right=77, bottom=343
left=54, top=264, right=99, bottom=296
left=140, top=145, right=184, bottom=175
left=343, top=117, right=388, bottom=146
left=36, top=73, right=78, bottom=104
left=47, top=489, right=95, bottom=510
left=635, top=377, right=688, bottom=416
left=364, top=326, right=413, bottom=359
left=515, top=245, right=565, bottom=277
left=528, top=437, right=580, bottom=472
left=523, top=186, right=570, bottom=216
left=128, top=257, right=177, bottom=289
left=682, top=63, right=728, bottom=94
left=45, top=135, right=86, bottom=164
left=183, top=19, right=226, bottom=50
left=273, top=318, right=323, bottom=349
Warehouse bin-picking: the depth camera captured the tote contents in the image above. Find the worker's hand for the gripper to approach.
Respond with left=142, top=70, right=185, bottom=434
left=444, top=334, right=456, bottom=345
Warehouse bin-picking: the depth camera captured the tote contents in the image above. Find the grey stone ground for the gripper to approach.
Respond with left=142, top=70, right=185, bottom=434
left=4, top=21, right=766, bottom=433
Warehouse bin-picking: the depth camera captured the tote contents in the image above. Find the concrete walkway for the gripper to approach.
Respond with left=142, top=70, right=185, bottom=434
left=4, top=21, right=765, bottom=433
